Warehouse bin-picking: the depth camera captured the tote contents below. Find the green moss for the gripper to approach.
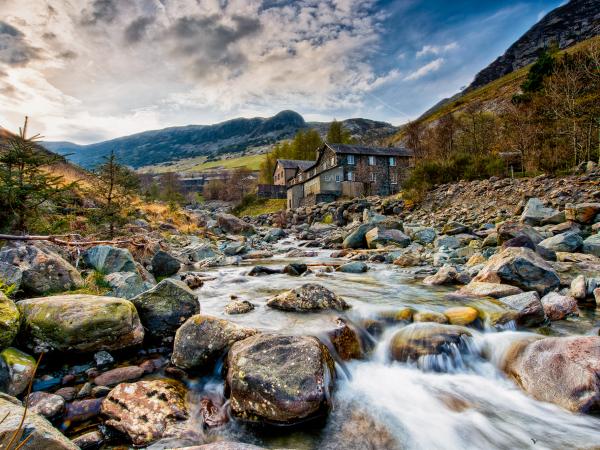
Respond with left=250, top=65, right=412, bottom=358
left=322, top=214, right=334, bottom=224
left=0, top=347, right=35, bottom=368
left=0, top=293, right=20, bottom=348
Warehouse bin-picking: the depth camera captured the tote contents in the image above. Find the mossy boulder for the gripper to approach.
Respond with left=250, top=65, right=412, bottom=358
left=0, top=293, right=19, bottom=348
left=0, top=347, right=36, bottom=396
left=226, top=334, right=335, bottom=424
left=0, top=244, right=83, bottom=295
left=17, top=294, right=144, bottom=353
left=172, top=315, right=257, bottom=370
left=131, top=279, right=199, bottom=341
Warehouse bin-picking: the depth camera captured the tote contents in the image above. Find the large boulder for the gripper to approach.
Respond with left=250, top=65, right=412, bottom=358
left=503, top=336, right=600, bottom=413
left=105, top=271, right=153, bottom=299
left=216, top=214, right=255, bottom=235
left=538, top=231, right=583, bottom=253
left=131, top=279, right=199, bottom=341
left=520, top=198, right=560, bottom=225
left=266, top=283, right=350, bottom=312
left=473, top=247, right=560, bottom=295
left=565, top=203, right=600, bottom=224
left=171, top=315, right=257, bottom=370
left=101, top=380, right=188, bottom=446
left=582, top=233, right=600, bottom=257
left=0, top=293, right=19, bottom=348
left=496, top=291, right=546, bottom=327
left=17, top=295, right=144, bottom=353
left=0, top=261, right=22, bottom=289
left=82, top=245, right=136, bottom=274
left=365, top=228, right=410, bottom=249
left=342, top=224, right=374, bottom=249
left=151, top=250, right=181, bottom=278
left=0, top=244, right=83, bottom=295
left=496, top=221, right=544, bottom=245
left=0, top=395, right=78, bottom=449
left=226, top=334, right=335, bottom=424
left=389, top=323, right=472, bottom=369
left=540, top=292, right=578, bottom=321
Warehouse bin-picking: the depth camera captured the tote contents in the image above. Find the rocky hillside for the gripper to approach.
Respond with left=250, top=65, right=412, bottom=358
left=308, top=118, right=397, bottom=145
left=469, top=0, right=600, bottom=90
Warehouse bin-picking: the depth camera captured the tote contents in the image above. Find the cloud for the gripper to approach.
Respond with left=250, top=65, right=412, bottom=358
left=124, top=16, right=155, bottom=44
left=0, top=21, right=39, bottom=66
left=416, top=42, right=458, bottom=58
left=81, top=0, right=119, bottom=26
left=404, top=58, right=444, bottom=80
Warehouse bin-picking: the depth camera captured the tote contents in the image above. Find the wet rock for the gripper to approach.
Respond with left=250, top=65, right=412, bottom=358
left=468, top=298, right=518, bottom=326
left=226, top=334, right=335, bottom=424
left=176, top=443, right=266, bottom=450
left=180, top=244, right=218, bottom=264
left=582, top=233, right=600, bottom=257
left=266, top=283, right=350, bottom=312
left=171, top=315, right=257, bottom=370
left=337, top=261, right=368, bottom=273
left=72, top=430, right=104, bottom=449
left=540, top=292, right=578, bottom=321
left=94, top=350, right=114, bottom=369
left=82, top=245, right=136, bottom=274
left=423, top=265, right=470, bottom=286
left=54, top=387, right=77, bottom=401
left=225, top=300, right=255, bottom=315
left=65, top=398, right=103, bottom=423
left=0, top=347, right=36, bottom=396
left=105, top=271, right=153, bottom=299
left=325, top=317, right=363, bottom=360
left=569, top=275, right=587, bottom=299
left=94, top=365, right=144, bottom=387
left=199, top=397, right=228, bottom=428
left=496, top=291, right=546, bottom=327
left=389, top=323, right=472, bottom=367
left=131, top=279, right=199, bottom=341
left=365, top=228, right=410, bottom=249
left=0, top=261, right=22, bottom=290
left=101, top=380, right=188, bottom=446
left=179, top=272, right=206, bottom=290
left=76, top=382, right=93, bottom=398
left=139, top=357, right=166, bottom=374
left=520, top=198, right=560, bottom=226
left=91, top=385, right=111, bottom=397
left=26, top=391, right=65, bottom=418
left=473, top=247, right=560, bottom=295
left=282, top=263, right=307, bottom=276
left=504, top=336, right=600, bottom=413
left=444, top=307, right=478, bottom=326
left=0, top=395, right=78, bottom=449
left=216, top=214, right=255, bottom=235
left=17, top=294, right=144, bottom=353
left=538, top=231, right=583, bottom=253
left=456, top=281, right=524, bottom=298
left=247, top=266, right=282, bottom=276
left=565, top=203, right=600, bottom=224
left=413, top=310, right=448, bottom=324
left=342, top=224, right=374, bottom=249
left=0, top=292, right=19, bottom=348
left=0, top=244, right=83, bottom=295
left=151, top=250, right=181, bottom=278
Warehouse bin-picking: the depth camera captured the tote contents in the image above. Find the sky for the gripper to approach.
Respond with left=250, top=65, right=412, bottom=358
left=0, top=0, right=565, bottom=143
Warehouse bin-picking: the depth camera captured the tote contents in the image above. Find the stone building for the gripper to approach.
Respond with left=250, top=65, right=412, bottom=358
left=286, top=143, right=413, bottom=209
left=273, top=159, right=314, bottom=186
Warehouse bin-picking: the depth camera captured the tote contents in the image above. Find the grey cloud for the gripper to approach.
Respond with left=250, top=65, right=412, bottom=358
left=81, top=0, right=119, bottom=26
left=60, top=50, right=78, bottom=60
left=124, top=16, right=155, bottom=44
left=170, top=14, right=262, bottom=78
left=0, top=21, right=39, bottom=66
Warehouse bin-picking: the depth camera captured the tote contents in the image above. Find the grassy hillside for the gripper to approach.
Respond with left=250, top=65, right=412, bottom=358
left=189, top=153, right=266, bottom=172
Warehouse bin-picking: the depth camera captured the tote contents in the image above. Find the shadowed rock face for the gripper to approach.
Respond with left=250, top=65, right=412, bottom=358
left=226, top=334, right=335, bottom=424
left=469, top=0, right=600, bottom=90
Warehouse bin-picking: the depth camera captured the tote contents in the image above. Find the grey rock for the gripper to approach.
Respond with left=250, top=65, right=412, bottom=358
left=520, top=198, right=560, bottom=226
left=82, top=245, right=136, bottom=274
left=267, top=283, right=350, bottom=312
left=582, top=233, right=600, bottom=257
left=151, top=250, right=181, bottom=277
left=105, top=271, right=153, bottom=299
left=539, top=231, right=583, bottom=253
left=497, top=291, right=546, bottom=327
left=337, top=261, right=368, bottom=273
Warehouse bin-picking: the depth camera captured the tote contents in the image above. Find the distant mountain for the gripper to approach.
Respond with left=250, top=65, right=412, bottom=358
left=43, top=111, right=397, bottom=170
left=468, top=0, right=600, bottom=90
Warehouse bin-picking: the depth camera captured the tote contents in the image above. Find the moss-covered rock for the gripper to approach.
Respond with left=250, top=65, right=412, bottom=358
left=267, top=283, right=350, bottom=312
left=131, top=279, right=199, bottom=341
left=0, top=347, right=36, bottom=396
left=17, top=294, right=144, bottom=353
left=0, top=293, right=19, bottom=348
left=171, top=315, right=257, bottom=370
left=226, top=334, right=335, bottom=424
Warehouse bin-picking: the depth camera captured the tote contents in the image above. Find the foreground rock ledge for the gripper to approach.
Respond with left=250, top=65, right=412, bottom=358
left=17, top=295, right=144, bottom=353
left=226, top=334, right=335, bottom=424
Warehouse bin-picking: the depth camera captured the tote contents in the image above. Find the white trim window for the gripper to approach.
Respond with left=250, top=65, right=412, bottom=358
left=390, top=173, right=398, bottom=184
left=347, top=154, right=355, bottom=165
left=389, top=157, right=396, bottom=167
left=368, top=155, right=376, bottom=166
left=335, top=174, right=341, bottom=182
left=347, top=171, right=353, bottom=181
left=369, top=172, right=376, bottom=182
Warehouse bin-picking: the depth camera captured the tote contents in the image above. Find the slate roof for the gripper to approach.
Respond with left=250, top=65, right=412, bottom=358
left=276, top=159, right=315, bottom=170
left=326, top=143, right=413, bottom=157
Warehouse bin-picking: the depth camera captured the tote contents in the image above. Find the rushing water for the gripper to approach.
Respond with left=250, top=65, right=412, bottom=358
left=161, top=237, right=600, bottom=450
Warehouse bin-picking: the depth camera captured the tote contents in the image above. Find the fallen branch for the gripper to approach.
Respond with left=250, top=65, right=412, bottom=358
left=0, top=234, right=147, bottom=248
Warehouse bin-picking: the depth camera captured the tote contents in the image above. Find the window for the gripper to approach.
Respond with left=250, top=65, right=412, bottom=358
left=389, top=157, right=396, bottom=167
left=347, top=154, right=355, bottom=165
left=335, top=175, right=341, bottom=182
left=347, top=171, right=353, bottom=181
left=390, top=173, right=398, bottom=184
left=369, top=172, right=376, bottom=182
left=368, top=156, right=376, bottom=166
